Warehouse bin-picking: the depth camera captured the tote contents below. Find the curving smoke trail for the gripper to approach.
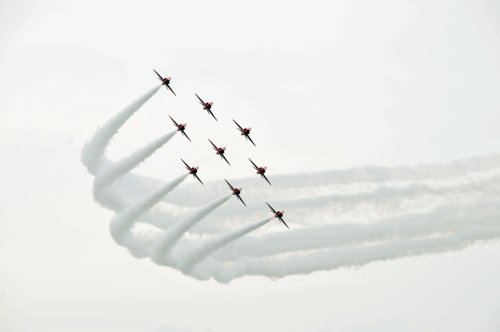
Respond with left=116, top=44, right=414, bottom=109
left=82, top=85, right=161, bottom=174
left=94, top=159, right=500, bottom=227
left=93, top=170, right=500, bottom=237
left=82, top=86, right=500, bottom=283
left=214, top=200, right=500, bottom=260
left=110, top=174, right=189, bottom=252
left=152, top=195, right=232, bottom=265
left=94, top=130, right=177, bottom=192
left=181, top=217, right=274, bottom=271
left=102, top=152, right=500, bottom=208
left=212, top=211, right=500, bottom=282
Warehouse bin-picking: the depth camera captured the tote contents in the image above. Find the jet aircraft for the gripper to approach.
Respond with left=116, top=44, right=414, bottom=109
left=153, top=69, right=176, bottom=96
left=209, top=139, right=230, bottom=165
left=249, top=158, right=271, bottom=185
left=182, top=159, right=203, bottom=184
left=266, top=202, right=288, bottom=228
left=195, top=94, right=217, bottom=121
left=233, top=119, right=255, bottom=146
left=169, top=116, right=191, bottom=142
left=225, top=179, right=245, bottom=206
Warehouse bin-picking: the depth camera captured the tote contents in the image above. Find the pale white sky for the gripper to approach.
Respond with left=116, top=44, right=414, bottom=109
left=1, top=0, right=500, bottom=331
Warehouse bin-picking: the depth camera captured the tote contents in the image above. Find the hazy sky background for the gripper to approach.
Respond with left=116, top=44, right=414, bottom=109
left=1, top=0, right=500, bottom=331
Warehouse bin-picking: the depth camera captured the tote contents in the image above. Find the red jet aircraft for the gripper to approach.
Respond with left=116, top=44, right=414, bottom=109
left=195, top=94, right=217, bottom=121
left=225, top=179, right=245, bottom=206
left=153, top=69, right=176, bottom=96
left=182, top=159, right=203, bottom=185
left=209, top=139, right=230, bottom=165
left=169, top=116, right=191, bottom=142
left=249, top=158, right=271, bottom=185
left=266, top=202, right=288, bottom=229
left=233, top=119, right=255, bottom=146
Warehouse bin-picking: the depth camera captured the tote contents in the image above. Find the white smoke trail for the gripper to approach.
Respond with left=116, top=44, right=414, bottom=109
left=266, top=153, right=500, bottom=187
left=214, top=200, right=500, bottom=260
left=213, top=215, right=500, bottom=282
left=94, top=131, right=177, bottom=192
left=108, top=173, right=188, bottom=258
left=94, top=172, right=500, bottom=236
left=181, top=217, right=274, bottom=270
left=82, top=85, right=161, bottom=174
left=82, top=86, right=500, bottom=283
left=94, top=155, right=500, bottom=217
left=152, top=195, right=232, bottom=265
left=110, top=174, right=189, bottom=241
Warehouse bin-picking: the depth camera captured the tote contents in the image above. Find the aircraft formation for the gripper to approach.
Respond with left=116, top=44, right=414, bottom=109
left=154, top=69, right=289, bottom=229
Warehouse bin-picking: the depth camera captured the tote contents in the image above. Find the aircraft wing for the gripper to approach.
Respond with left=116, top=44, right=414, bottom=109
left=233, top=119, right=244, bottom=131
left=266, top=202, right=277, bottom=213
left=262, top=174, right=271, bottom=185
left=153, top=69, right=163, bottom=80
left=166, top=84, right=176, bottom=96
left=221, top=154, right=231, bottom=166
left=181, top=159, right=190, bottom=169
left=248, top=158, right=258, bottom=169
left=208, top=110, right=218, bottom=121
left=195, top=93, right=205, bottom=104
left=182, top=131, right=191, bottom=142
left=194, top=174, right=204, bottom=185
left=225, top=179, right=234, bottom=191
left=247, top=135, right=256, bottom=147
left=208, top=139, right=217, bottom=149
left=169, top=115, right=179, bottom=127
left=237, top=195, right=246, bottom=206
left=279, top=218, right=289, bottom=229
